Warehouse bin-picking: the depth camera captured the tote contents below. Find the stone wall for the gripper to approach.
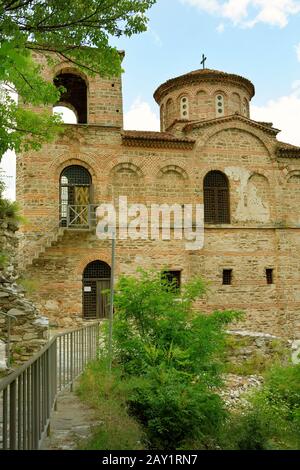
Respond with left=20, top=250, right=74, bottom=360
left=0, top=218, right=49, bottom=369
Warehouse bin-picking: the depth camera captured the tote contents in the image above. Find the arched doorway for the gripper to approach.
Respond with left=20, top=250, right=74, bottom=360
left=60, top=165, right=92, bottom=228
left=82, top=261, right=111, bottom=319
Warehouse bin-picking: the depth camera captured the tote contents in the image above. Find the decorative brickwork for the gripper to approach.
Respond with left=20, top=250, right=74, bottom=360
left=16, top=57, right=300, bottom=337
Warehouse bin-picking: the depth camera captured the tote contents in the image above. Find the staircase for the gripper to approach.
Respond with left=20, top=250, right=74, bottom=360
left=18, top=204, right=98, bottom=271
left=18, top=226, right=66, bottom=272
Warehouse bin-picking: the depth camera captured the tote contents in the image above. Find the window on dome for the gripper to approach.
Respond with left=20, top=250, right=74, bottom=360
left=215, top=94, right=224, bottom=117
left=243, top=98, right=249, bottom=117
left=180, top=96, right=189, bottom=119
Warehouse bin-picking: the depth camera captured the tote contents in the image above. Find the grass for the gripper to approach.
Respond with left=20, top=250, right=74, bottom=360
left=224, top=336, right=290, bottom=376
left=76, top=358, right=145, bottom=450
left=17, top=277, right=40, bottom=294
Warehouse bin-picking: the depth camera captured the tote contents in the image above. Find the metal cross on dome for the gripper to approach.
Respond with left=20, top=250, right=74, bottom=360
left=201, top=54, right=207, bottom=69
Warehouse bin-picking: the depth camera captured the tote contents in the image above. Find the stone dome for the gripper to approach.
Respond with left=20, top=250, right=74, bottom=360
left=154, top=68, right=255, bottom=131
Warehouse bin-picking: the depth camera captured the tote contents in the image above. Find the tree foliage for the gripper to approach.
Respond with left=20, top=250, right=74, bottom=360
left=0, top=0, right=156, bottom=155
left=104, top=269, right=243, bottom=449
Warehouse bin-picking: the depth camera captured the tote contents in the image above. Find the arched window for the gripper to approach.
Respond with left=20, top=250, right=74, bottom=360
left=160, top=103, right=165, bottom=131
left=180, top=96, right=189, bottom=119
left=166, top=98, right=174, bottom=127
left=204, top=171, right=230, bottom=224
left=215, top=94, right=225, bottom=117
left=60, top=165, right=92, bottom=227
left=54, top=72, right=88, bottom=124
left=243, top=98, right=249, bottom=117
left=83, top=261, right=111, bottom=318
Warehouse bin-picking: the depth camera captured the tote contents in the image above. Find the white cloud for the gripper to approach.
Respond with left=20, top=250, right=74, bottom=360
left=216, top=22, right=225, bottom=32
left=295, top=42, right=300, bottom=61
left=124, top=98, right=160, bottom=131
left=147, top=27, right=163, bottom=47
left=182, top=0, right=300, bottom=28
left=251, top=83, right=300, bottom=145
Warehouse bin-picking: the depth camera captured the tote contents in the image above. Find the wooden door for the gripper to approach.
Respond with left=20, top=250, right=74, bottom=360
left=96, top=279, right=110, bottom=318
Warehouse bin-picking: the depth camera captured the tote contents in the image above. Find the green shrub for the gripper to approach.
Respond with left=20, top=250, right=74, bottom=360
left=221, top=364, right=300, bottom=450
left=127, top=366, right=226, bottom=450
left=220, top=411, right=276, bottom=450
left=103, top=269, right=244, bottom=449
left=0, top=199, right=21, bottom=221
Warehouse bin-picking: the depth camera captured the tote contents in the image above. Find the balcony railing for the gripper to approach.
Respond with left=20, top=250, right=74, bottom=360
left=60, top=204, right=98, bottom=229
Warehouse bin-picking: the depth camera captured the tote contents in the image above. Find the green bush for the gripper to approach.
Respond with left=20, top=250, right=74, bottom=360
left=127, top=366, right=226, bottom=450
left=0, top=198, right=21, bottom=221
left=221, top=364, right=300, bottom=450
left=105, top=269, right=244, bottom=449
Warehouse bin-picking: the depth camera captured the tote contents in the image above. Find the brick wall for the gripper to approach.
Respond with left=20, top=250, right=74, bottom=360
left=16, top=56, right=300, bottom=337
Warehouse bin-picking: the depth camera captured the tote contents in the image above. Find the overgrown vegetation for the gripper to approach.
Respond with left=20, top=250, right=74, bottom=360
left=78, top=270, right=243, bottom=450
left=0, top=198, right=22, bottom=222
left=224, top=336, right=289, bottom=376
left=76, top=359, right=145, bottom=450
left=220, top=364, right=300, bottom=450
left=17, top=277, right=40, bottom=294
left=77, top=270, right=300, bottom=450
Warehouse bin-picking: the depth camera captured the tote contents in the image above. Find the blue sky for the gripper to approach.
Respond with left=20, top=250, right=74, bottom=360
left=2, top=0, right=300, bottom=199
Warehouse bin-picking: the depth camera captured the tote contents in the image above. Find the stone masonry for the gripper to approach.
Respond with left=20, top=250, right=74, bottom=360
left=0, top=218, right=48, bottom=368
left=16, top=52, right=300, bottom=338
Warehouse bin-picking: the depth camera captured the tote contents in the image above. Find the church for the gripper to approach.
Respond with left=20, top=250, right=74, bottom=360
left=17, top=51, right=300, bottom=338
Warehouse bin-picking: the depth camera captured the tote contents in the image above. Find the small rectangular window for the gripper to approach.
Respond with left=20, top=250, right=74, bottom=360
left=266, top=269, right=274, bottom=285
left=223, top=269, right=232, bottom=285
left=162, top=270, right=181, bottom=291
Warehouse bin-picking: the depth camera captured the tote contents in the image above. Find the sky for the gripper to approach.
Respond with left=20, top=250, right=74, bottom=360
left=2, top=0, right=300, bottom=200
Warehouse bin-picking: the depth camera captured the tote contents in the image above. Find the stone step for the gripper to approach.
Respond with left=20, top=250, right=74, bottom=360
left=20, top=228, right=66, bottom=270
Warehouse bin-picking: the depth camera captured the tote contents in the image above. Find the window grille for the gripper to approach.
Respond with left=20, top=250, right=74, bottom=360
left=204, top=171, right=230, bottom=224
left=83, top=261, right=111, bottom=279
left=60, top=166, right=91, bottom=226
left=223, top=269, right=232, bottom=285
left=60, top=165, right=91, bottom=186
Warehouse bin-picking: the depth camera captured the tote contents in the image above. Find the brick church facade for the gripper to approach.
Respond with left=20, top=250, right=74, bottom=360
left=17, top=52, right=300, bottom=337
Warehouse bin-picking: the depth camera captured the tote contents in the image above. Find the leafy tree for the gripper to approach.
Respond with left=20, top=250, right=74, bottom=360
left=0, top=0, right=156, bottom=155
left=105, top=269, right=243, bottom=449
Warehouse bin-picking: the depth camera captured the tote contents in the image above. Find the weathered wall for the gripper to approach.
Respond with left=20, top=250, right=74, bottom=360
left=17, top=58, right=300, bottom=338
left=0, top=219, right=48, bottom=367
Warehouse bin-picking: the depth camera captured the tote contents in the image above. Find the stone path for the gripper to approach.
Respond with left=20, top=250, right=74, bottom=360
left=41, top=387, right=101, bottom=450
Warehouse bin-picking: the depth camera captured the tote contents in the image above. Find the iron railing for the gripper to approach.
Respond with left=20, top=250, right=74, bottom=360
left=0, top=321, right=100, bottom=450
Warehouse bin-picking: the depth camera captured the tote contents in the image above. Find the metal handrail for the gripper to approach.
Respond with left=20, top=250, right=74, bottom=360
left=0, top=321, right=100, bottom=450
left=0, top=311, right=17, bottom=368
